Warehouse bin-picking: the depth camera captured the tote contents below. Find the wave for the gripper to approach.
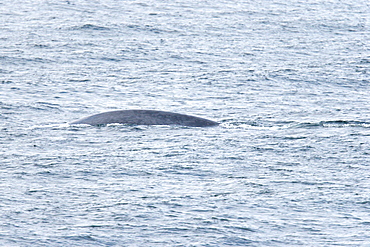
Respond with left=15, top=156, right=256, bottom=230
left=222, top=120, right=370, bottom=129
left=70, top=24, right=110, bottom=31
left=295, top=120, right=370, bottom=128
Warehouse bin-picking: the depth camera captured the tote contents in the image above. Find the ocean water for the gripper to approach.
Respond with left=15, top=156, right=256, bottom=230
left=1, top=0, right=370, bottom=246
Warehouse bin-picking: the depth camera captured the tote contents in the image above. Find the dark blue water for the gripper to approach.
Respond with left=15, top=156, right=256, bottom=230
left=1, top=0, right=370, bottom=246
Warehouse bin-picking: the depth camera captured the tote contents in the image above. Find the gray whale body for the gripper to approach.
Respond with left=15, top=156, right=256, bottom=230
left=71, top=110, right=219, bottom=127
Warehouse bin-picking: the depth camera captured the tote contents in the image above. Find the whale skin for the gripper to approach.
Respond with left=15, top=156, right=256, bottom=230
left=71, top=110, right=219, bottom=127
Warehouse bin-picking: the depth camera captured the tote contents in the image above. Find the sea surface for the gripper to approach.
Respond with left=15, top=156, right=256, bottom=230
left=1, top=0, right=370, bottom=246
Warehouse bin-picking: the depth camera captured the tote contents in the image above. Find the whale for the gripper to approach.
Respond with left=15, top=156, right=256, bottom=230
left=71, top=110, right=219, bottom=127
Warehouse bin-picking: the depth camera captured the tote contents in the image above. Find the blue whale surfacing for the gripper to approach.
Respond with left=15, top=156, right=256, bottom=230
left=71, top=110, right=219, bottom=127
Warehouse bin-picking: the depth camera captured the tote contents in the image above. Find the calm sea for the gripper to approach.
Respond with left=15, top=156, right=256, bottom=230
left=1, top=0, right=370, bottom=246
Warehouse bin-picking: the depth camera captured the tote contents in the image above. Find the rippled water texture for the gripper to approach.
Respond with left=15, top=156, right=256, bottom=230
left=1, top=0, right=370, bottom=246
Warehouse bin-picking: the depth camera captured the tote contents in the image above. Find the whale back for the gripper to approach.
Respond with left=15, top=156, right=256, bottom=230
left=71, top=110, right=219, bottom=127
